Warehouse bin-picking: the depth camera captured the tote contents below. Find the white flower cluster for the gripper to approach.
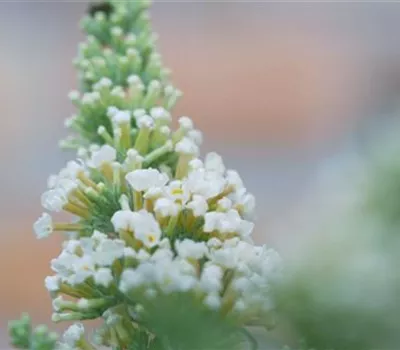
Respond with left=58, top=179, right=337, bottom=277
left=26, top=1, right=283, bottom=348
left=47, top=229, right=281, bottom=318
left=34, top=105, right=255, bottom=236
left=34, top=108, right=281, bottom=329
left=33, top=103, right=282, bottom=334
left=50, top=231, right=122, bottom=288
left=55, top=323, right=85, bottom=350
left=112, top=152, right=255, bottom=240
left=35, top=106, right=201, bottom=226
left=120, top=237, right=281, bottom=313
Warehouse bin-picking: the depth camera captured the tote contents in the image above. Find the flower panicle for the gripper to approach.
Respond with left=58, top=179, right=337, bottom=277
left=10, top=1, right=283, bottom=349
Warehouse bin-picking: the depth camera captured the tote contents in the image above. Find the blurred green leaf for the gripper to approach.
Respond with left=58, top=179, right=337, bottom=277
left=136, top=293, right=248, bottom=350
left=9, top=314, right=58, bottom=350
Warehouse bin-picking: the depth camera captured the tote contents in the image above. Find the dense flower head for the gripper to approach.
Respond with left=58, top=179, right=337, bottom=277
left=24, top=1, right=283, bottom=349
left=47, top=231, right=281, bottom=317
left=36, top=123, right=255, bottom=241
left=35, top=106, right=281, bottom=346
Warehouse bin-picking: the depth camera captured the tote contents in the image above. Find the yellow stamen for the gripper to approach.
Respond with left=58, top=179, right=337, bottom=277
left=120, top=122, right=131, bottom=149
left=53, top=223, right=82, bottom=231
left=120, top=229, right=136, bottom=248
left=144, top=198, right=153, bottom=212
left=112, top=259, right=123, bottom=278
left=73, top=189, right=91, bottom=206
left=171, top=188, right=183, bottom=196
left=208, top=185, right=235, bottom=206
left=59, top=283, right=89, bottom=299
left=113, top=164, right=121, bottom=186
left=134, top=191, right=142, bottom=211
left=101, top=163, right=113, bottom=181
left=186, top=213, right=195, bottom=231
left=63, top=202, right=90, bottom=218
left=166, top=213, right=180, bottom=237
left=77, top=171, right=98, bottom=190
left=175, top=154, right=192, bottom=179
left=134, top=127, right=151, bottom=155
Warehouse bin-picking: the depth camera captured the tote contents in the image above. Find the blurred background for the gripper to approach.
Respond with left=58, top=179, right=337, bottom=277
left=2, top=1, right=400, bottom=348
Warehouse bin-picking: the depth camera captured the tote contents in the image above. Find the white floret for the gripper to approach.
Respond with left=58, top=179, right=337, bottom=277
left=90, top=145, right=117, bottom=168
left=62, top=323, right=84, bottom=346
left=94, top=268, right=114, bottom=287
left=33, top=213, right=53, bottom=239
left=125, top=168, right=168, bottom=192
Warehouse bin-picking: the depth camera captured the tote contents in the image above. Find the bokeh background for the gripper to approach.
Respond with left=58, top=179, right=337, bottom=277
left=2, top=1, right=400, bottom=348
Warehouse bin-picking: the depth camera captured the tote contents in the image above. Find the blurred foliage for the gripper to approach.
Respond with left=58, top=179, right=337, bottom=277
left=274, top=125, right=400, bottom=350
left=8, top=314, right=58, bottom=350
left=276, top=260, right=400, bottom=350
left=135, top=293, right=248, bottom=350
left=362, top=141, right=400, bottom=241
